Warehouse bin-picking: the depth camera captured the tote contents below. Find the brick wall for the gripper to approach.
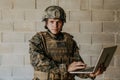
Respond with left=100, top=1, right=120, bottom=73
left=0, top=0, right=120, bottom=80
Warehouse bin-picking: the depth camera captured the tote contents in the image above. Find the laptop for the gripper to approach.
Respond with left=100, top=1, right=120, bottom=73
left=70, top=45, right=117, bottom=74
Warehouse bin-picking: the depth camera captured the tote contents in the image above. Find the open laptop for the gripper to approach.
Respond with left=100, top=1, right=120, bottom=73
left=70, top=45, right=117, bottom=74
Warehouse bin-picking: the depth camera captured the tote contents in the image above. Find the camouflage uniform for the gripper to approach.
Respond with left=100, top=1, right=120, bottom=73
left=29, top=31, right=90, bottom=80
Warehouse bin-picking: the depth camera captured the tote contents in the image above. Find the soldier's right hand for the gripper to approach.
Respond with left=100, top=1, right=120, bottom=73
left=67, top=61, right=86, bottom=72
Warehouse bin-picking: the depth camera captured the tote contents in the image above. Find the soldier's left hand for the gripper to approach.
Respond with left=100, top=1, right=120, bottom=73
left=89, top=65, right=106, bottom=78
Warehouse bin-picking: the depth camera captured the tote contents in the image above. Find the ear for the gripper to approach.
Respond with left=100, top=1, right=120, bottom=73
left=44, top=20, right=48, bottom=29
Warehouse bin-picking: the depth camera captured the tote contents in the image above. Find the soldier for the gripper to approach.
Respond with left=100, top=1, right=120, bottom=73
left=29, top=6, right=104, bottom=80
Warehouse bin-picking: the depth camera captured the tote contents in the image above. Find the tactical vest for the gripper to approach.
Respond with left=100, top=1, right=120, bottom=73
left=41, top=32, right=74, bottom=64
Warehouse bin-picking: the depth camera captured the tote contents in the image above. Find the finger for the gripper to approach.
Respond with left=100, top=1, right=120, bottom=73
left=75, top=66, right=86, bottom=70
left=95, top=68, right=103, bottom=75
left=76, top=62, right=86, bottom=66
left=89, top=73, right=96, bottom=77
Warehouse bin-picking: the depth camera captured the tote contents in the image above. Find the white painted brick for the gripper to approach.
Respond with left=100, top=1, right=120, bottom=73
left=0, top=33, right=1, bottom=43
left=96, top=75, right=105, bottom=80
left=0, top=21, right=13, bottom=32
left=90, top=0, right=103, bottom=9
left=37, top=0, right=52, bottom=10
left=92, top=10, right=115, bottom=21
left=24, top=9, right=43, bottom=21
left=80, top=0, right=89, bottom=10
left=114, top=55, right=120, bottom=67
left=2, top=32, right=24, bottom=43
left=1, top=54, right=24, bottom=66
left=0, top=43, right=13, bottom=54
left=104, top=67, right=120, bottom=79
left=80, top=22, right=102, bottom=33
left=116, top=34, right=120, bottom=44
left=63, top=22, right=80, bottom=33
left=0, top=66, right=12, bottom=77
left=13, top=0, right=35, bottom=9
left=0, top=55, right=2, bottom=65
left=0, top=77, right=13, bottom=80
left=79, top=44, right=101, bottom=66
left=13, top=43, right=29, bottom=54
left=2, top=10, right=24, bottom=21
left=103, top=22, right=120, bottom=33
left=13, top=77, right=32, bottom=80
left=51, top=0, right=59, bottom=5
left=0, top=0, right=12, bottom=9
left=13, top=66, right=34, bottom=78
left=102, top=44, right=117, bottom=47
left=88, top=55, right=99, bottom=67
left=117, top=11, right=120, bottom=21
left=25, top=55, right=31, bottom=65
left=73, top=33, right=92, bottom=44
left=36, top=21, right=46, bottom=32
left=59, top=0, right=81, bottom=10
left=104, top=0, right=120, bottom=10
left=80, top=55, right=91, bottom=66
left=70, top=11, right=91, bottom=21
left=80, top=44, right=102, bottom=55
left=14, top=21, right=36, bottom=32
left=0, top=10, right=2, bottom=21
left=65, top=11, right=70, bottom=22
left=24, top=32, right=36, bottom=43
left=92, top=33, right=115, bottom=44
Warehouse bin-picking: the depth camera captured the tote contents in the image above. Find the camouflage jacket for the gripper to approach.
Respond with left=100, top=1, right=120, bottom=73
left=29, top=31, right=90, bottom=80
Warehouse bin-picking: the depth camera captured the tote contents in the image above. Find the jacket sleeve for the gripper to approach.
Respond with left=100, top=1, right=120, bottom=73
left=72, top=40, right=90, bottom=79
left=29, top=33, right=59, bottom=73
left=72, top=40, right=84, bottom=63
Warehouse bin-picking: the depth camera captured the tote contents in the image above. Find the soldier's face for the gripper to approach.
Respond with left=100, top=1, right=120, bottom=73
left=46, top=18, right=63, bottom=35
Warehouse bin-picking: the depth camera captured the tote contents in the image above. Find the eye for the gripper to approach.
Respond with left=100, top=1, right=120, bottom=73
left=50, top=21, right=54, bottom=23
left=58, top=21, right=62, bottom=24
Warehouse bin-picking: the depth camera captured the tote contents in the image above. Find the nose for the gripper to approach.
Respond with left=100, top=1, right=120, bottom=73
left=54, top=22, right=58, bottom=27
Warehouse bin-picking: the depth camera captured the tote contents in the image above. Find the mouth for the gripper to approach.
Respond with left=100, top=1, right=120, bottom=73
left=52, top=29, right=58, bottom=31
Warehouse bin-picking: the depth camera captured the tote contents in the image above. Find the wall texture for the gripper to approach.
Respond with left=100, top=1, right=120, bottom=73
left=0, top=0, right=120, bottom=80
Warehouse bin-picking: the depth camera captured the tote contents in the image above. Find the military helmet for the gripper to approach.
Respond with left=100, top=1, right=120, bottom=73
left=42, top=6, right=66, bottom=22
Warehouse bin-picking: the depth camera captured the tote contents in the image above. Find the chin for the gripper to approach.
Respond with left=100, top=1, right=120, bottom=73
left=51, top=31, right=59, bottom=35
left=52, top=33, right=58, bottom=35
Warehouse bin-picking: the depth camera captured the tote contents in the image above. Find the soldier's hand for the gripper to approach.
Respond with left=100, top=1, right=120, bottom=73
left=89, top=65, right=105, bottom=79
left=67, top=61, right=86, bottom=72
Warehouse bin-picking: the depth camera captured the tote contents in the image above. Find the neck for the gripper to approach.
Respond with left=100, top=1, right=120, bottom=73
left=47, top=30, right=61, bottom=36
